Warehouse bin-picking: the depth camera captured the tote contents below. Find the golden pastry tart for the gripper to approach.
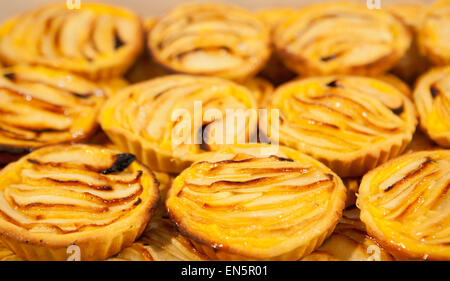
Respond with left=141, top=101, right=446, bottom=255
left=419, top=0, right=450, bottom=66
left=388, top=4, right=430, bottom=84
left=0, top=241, right=22, bottom=261
left=264, top=75, right=417, bottom=177
left=0, top=3, right=143, bottom=80
left=148, top=3, right=271, bottom=81
left=413, top=67, right=450, bottom=147
left=358, top=150, right=450, bottom=260
left=243, top=77, right=274, bottom=107
left=99, top=75, right=258, bottom=173
left=166, top=144, right=347, bottom=260
left=108, top=215, right=208, bottom=261
left=0, top=65, right=105, bottom=165
left=0, top=144, right=159, bottom=261
left=273, top=2, right=411, bottom=76
left=301, top=207, right=394, bottom=261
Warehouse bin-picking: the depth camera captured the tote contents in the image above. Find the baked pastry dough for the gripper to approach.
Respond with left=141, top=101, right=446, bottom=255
left=108, top=215, right=208, bottom=261
left=413, top=67, right=450, bottom=147
left=264, top=76, right=417, bottom=177
left=0, top=65, right=105, bottom=165
left=388, top=4, right=430, bottom=84
left=0, top=3, right=143, bottom=80
left=148, top=3, right=271, bottom=81
left=358, top=150, right=450, bottom=260
left=243, top=77, right=274, bottom=107
left=273, top=2, right=411, bottom=76
left=301, top=208, right=394, bottom=261
left=166, top=144, right=346, bottom=260
left=0, top=144, right=159, bottom=261
left=419, top=0, right=450, bottom=66
left=99, top=75, right=258, bottom=173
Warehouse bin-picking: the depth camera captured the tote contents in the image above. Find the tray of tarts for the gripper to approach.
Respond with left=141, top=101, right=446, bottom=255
left=0, top=144, right=159, bottom=261
left=0, top=0, right=448, bottom=262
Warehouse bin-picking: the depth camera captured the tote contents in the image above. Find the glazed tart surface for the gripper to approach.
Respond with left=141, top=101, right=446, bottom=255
left=0, top=144, right=159, bottom=261
left=265, top=75, right=417, bottom=177
left=148, top=3, right=271, bottom=81
left=0, top=3, right=143, bottom=80
left=166, top=144, right=346, bottom=260
left=419, top=0, right=450, bottom=66
left=358, top=150, right=450, bottom=260
left=99, top=75, right=257, bottom=173
left=301, top=208, right=393, bottom=261
left=109, top=215, right=208, bottom=261
left=273, top=2, right=411, bottom=76
left=413, top=67, right=450, bottom=147
left=0, top=65, right=105, bottom=163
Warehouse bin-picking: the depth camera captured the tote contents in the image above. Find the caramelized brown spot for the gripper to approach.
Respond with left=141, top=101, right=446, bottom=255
left=100, top=154, right=137, bottom=174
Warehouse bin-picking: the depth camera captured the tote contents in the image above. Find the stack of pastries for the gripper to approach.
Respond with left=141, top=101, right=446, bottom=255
left=0, top=1, right=448, bottom=261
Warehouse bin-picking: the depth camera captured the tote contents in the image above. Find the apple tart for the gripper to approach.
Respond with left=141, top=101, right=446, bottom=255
left=264, top=76, right=417, bottom=177
left=413, top=67, right=450, bottom=147
left=0, top=3, right=143, bottom=80
left=0, top=144, right=159, bottom=261
left=419, top=0, right=450, bottom=66
left=166, top=144, right=346, bottom=260
left=301, top=208, right=394, bottom=261
left=358, top=150, right=450, bottom=260
left=273, top=2, right=411, bottom=76
left=0, top=65, right=105, bottom=165
left=148, top=3, right=271, bottom=81
left=99, top=75, right=258, bottom=173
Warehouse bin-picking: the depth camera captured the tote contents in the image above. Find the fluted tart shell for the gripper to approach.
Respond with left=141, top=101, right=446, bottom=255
left=99, top=75, right=258, bottom=173
left=413, top=66, right=450, bottom=147
left=0, top=144, right=159, bottom=261
left=166, top=144, right=346, bottom=260
left=273, top=2, right=411, bottom=76
left=264, top=75, right=417, bottom=177
left=148, top=3, right=271, bottom=81
left=0, top=65, right=105, bottom=165
left=0, top=3, right=143, bottom=80
left=358, top=150, right=450, bottom=260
